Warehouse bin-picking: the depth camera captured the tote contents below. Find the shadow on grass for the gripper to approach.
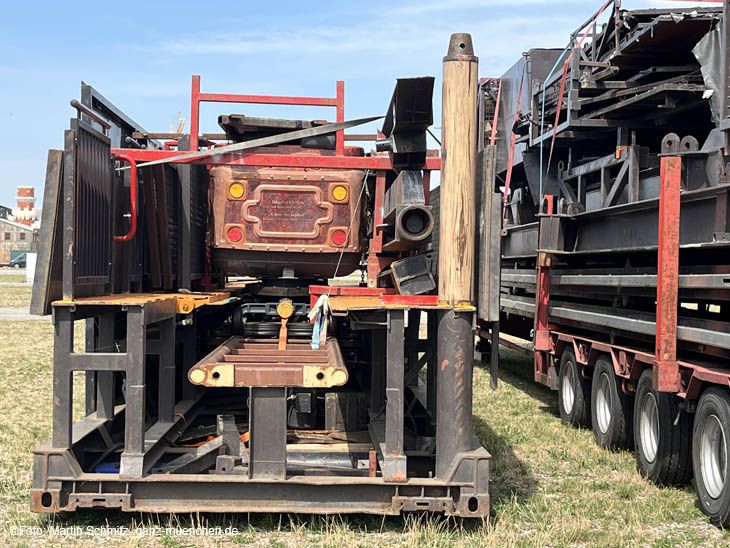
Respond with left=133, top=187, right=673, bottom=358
left=471, top=354, right=540, bottom=511
left=495, top=347, right=561, bottom=418
left=472, top=413, right=537, bottom=510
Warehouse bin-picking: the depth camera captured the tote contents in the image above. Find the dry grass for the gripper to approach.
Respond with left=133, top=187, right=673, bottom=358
left=0, top=284, right=32, bottom=308
left=0, top=275, right=27, bottom=283
left=0, top=317, right=728, bottom=546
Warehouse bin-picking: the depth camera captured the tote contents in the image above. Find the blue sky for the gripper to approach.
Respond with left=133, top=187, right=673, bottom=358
left=0, top=0, right=710, bottom=206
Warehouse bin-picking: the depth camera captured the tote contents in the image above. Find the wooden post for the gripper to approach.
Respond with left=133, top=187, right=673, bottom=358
left=435, top=33, right=479, bottom=480
left=438, top=33, right=478, bottom=306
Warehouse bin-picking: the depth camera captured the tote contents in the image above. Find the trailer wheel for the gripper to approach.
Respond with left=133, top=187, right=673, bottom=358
left=693, top=387, right=730, bottom=527
left=558, top=349, right=590, bottom=427
left=634, top=369, right=692, bottom=485
left=591, top=356, right=633, bottom=450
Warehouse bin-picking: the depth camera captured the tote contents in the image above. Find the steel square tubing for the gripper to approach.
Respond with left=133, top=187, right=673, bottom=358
left=385, top=309, right=406, bottom=481
left=119, top=306, right=147, bottom=476
left=370, top=329, right=386, bottom=414
left=189, top=75, right=345, bottom=154
left=501, top=271, right=730, bottom=290
left=248, top=387, right=287, bottom=480
left=148, top=318, right=176, bottom=424
left=96, top=312, right=116, bottom=420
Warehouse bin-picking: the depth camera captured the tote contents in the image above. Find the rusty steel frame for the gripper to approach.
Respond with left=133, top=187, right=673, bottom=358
left=32, top=70, right=494, bottom=519
left=187, top=337, right=348, bottom=388
left=501, top=152, right=730, bottom=396
left=495, top=0, right=730, bottom=400
left=33, top=299, right=490, bottom=517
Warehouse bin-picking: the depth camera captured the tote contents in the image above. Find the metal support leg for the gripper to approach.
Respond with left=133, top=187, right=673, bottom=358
left=436, top=309, right=474, bottom=480
left=384, top=309, right=406, bottom=482
left=248, top=387, right=287, bottom=479
left=406, top=309, right=420, bottom=387
left=370, top=328, right=386, bottom=414
left=490, top=320, right=500, bottom=390
left=120, top=306, right=146, bottom=477
left=96, top=312, right=116, bottom=420
left=52, top=308, right=73, bottom=449
left=181, top=324, right=200, bottom=400
left=157, top=318, right=176, bottom=423
left=84, top=318, right=97, bottom=416
left=654, top=155, right=681, bottom=392
left=427, top=310, right=437, bottom=421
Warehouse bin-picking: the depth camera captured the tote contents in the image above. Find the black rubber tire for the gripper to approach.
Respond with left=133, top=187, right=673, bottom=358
left=692, top=387, right=730, bottom=528
left=590, top=356, right=634, bottom=450
left=558, top=349, right=591, bottom=427
left=633, top=369, right=692, bottom=485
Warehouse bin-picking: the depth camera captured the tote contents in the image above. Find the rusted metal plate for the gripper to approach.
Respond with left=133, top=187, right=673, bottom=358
left=208, top=162, right=365, bottom=277
left=52, top=293, right=178, bottom=306
left=188, top=336, right=348, bottom=388
left=51, top=291, right=237, bottom=312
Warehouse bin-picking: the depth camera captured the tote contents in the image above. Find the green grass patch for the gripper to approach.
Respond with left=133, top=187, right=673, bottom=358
left=0, top=284, right=32, bottom=308
left=0, top=275, right=27, bottom=283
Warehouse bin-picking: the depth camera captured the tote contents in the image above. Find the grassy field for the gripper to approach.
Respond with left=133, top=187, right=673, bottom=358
left=0, top=284, right=32, bottom=308
left=0, top=286, right=728, bottom=546
left=0, top=274, right=27, bottom=283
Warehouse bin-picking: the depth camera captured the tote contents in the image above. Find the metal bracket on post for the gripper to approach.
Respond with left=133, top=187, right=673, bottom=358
left=534, top=195, right=556, bottom=388
left=654, top=155, right=682, bottom=392
left=147, top=318, right=176, bottom=424
left=534, top=252, right=555, bottom=388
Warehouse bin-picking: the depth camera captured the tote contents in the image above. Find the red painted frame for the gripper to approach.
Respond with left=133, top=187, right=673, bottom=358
left=110, top=75, right=441, bottom=172
left=113, top=153, right=138, bottom=242
left=548, top=330, right=730, bottom=402
left=189, top=75, right=345, bottom=155
left=108, top=75, right=441, bottom=291
left=308, top=285, right=440, bottom=308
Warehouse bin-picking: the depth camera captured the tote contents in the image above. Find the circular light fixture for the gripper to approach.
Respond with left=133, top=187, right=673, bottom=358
left=332, top=185, right=348, bottom=201
left=229, top=183, right=245, bottom=199
left=331, top=230, right=347, bottom=246
left=227, top=226, right=243, bottom=242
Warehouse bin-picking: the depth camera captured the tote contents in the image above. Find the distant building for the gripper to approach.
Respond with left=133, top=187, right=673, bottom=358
left=0, top=186, right=41, bottom=264
left=0, top=217, right=38, bottom=264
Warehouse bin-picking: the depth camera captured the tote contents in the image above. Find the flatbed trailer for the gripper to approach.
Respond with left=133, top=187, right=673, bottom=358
left=484, top=0, right=730, bottom=527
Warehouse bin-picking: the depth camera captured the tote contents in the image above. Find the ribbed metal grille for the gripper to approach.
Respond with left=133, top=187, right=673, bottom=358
left=73, top=119, right=112, bottom=292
